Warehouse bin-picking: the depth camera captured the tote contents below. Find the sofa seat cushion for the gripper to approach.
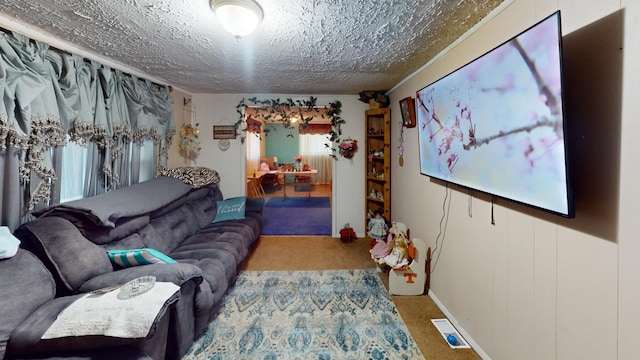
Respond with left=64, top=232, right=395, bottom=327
left=0, top=249, right=56, bottom=360
left=199, top=220, right=259, bottom=250
left=171, top=239, right=241, bottom=285
left=243, top=211, right=263, bottom=238
left=175, top=232, right=248, bottom=262
left=77, top=263, right=205, bottom=293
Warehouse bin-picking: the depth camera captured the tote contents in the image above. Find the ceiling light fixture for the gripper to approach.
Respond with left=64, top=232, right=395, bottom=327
left=210, top=0, right=264, bottom=40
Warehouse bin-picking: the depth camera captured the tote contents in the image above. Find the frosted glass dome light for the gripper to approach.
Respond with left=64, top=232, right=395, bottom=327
left=210, top=0, right=264, bottom=39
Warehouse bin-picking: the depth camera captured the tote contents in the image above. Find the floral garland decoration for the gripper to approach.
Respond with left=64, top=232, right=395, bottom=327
left=179, top=123, right=201, bottom=158
left=235, top=97, right=346, bottom=160
left=339, top=138, right=358, bottom=159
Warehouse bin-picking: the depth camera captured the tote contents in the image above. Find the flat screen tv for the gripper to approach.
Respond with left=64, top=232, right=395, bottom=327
left=416, top=11, right=574, bottom=217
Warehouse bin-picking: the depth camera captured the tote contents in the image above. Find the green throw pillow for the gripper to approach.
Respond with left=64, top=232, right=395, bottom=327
left=107, top=248, right=176, bottom=267
left=213, top=196, right=246, bottom=223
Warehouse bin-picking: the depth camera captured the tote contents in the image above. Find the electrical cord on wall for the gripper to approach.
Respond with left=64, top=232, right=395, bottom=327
left=431, top=184, right=452, bottom=274
left=491, top=197, right=495, bottom=226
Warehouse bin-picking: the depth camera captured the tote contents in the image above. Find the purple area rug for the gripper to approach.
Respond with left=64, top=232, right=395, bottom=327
left=264, top=196, right=330, bottom=208
left=261, top=197, right=331, bottom=235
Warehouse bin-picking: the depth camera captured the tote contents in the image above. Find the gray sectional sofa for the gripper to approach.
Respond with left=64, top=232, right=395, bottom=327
left=1, top=171, right=263, bottom=359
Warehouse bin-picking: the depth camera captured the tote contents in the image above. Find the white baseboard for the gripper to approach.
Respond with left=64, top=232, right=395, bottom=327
left=427, top=289, right=493, bottom=360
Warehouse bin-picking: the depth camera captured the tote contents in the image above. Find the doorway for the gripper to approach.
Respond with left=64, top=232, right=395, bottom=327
left=246, top=122, right=333, bottom=235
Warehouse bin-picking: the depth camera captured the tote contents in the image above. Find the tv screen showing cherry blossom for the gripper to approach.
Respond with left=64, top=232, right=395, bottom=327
left=417, top=11, right=573, bottom=217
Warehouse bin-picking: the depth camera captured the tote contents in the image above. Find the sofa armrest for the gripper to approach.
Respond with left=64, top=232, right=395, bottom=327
left=9, top=346, right=156, bottom=360
left=245, top=197, right=265, bottom=214
left=7, top=292, right=174, bottom=359
left=77, top=263, right=204, bottom=293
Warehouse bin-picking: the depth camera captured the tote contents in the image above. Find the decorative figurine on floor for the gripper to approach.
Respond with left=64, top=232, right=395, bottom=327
left=339, top=223, right=357, bottom=243
left=367, top=209, right=388, bottom=244
left=383, top=230, right=411, bottom=269
left=370, top=222, right=414, bottom=271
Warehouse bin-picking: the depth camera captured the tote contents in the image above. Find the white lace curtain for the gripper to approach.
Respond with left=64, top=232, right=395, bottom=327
left=245, top=132, right=261, bottom=176
left=0, top=31, right=175, bottom=230
left=299, top=134, right=332, bottom=184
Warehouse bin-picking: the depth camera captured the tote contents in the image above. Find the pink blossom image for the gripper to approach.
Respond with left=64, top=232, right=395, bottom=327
left=416, top=12, right=570, bottom=216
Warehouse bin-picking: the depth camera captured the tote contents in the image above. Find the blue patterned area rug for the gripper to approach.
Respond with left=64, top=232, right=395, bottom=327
left=183, top=269, right=425, bottom=360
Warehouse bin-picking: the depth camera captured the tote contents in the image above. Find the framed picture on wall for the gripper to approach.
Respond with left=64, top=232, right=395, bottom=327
left=213, top=125, right=237, bottom=139
left=399, top=97, right=416, bottom=128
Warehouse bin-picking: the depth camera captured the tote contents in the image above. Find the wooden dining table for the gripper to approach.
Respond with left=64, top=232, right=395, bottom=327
left=280, top=169, right=318, bottom=198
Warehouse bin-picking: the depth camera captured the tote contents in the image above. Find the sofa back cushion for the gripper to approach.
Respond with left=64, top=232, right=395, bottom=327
left=0, top=249, right=55, bottom=359
left=15, top=217, right=113, bottom=294
left=149, top=207, right=202, bottom=254
left=145, top=184, right=221, bottom=253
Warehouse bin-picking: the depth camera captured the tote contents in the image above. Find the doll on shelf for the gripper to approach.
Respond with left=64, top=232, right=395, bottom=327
left=367, top=209, right=388, bottom=244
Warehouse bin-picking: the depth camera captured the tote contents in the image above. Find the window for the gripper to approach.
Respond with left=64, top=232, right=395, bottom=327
left=299, top=134, right=332, bottom=184
left=139, top=139, right=156, bottom=182
left=58, top=137, right=157, bottom=203
left=246, top=132, right=261, bottom=175
left=59, top=137, right=88, bottom=203
left=299, top=134, right=332, bottom=156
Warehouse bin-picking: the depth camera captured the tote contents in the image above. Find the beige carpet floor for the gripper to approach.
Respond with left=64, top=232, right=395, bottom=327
left=242, top=235, right=481, bottom=360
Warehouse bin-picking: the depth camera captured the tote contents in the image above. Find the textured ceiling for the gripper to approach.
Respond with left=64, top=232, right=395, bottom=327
left=0, top=0, right=504, bottom=94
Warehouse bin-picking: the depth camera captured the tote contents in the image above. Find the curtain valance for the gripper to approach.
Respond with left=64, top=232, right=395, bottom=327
left=0, top=30, right=175, bottom=229
left=299, top=123, right=331, bottom=135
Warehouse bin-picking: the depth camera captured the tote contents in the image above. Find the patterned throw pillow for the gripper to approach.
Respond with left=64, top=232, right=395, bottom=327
left=160, top=166, right=220, bottom=188
left=107, top=248, right=176, bottom=267
left=212, top=196, right=246, bottom=223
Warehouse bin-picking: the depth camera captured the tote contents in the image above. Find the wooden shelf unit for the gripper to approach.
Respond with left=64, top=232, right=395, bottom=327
left=364, top=108, right=391, bottom=240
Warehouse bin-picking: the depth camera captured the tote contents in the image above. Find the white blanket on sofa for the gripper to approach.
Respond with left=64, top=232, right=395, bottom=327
left=42, top=282, right=179, bottom=339
left=0, top=226, right=20, bottom=259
